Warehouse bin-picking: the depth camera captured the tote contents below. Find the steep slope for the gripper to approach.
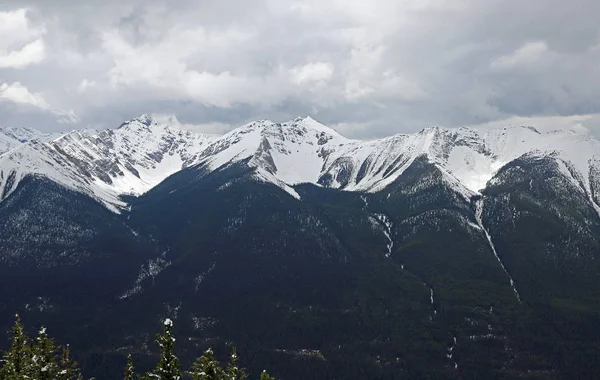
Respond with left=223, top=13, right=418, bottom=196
left=0, top=174, right=162, bottom=380
left=118, top=162, right=476, bottom=379
left=0, top=115, right=217, bottom=211
left=186, top=119, right=600, bottom=211
left=115, top=151, right=584, bottom=379
left=1, top=126, right=61, bottom=143
left=0, top=126, right=60, bottom=155
left=2, top=116, right=600, bottom=379
left=189, top=118, right=455, bottom=197
left=191, top=117, right=351, bottom=198
left=481, top=153, right=600, bottom=303
left=475, top=154, right=600, bottom=378
left=0, top=133, right=19, bottom=156
left=0, top=175, right=147, bottom=268
left=321, top=125, right=600, bottom=198
left=3, top=116, right=600, bottom=215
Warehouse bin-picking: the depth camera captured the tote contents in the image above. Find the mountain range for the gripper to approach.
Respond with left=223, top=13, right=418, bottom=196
left=3, top=115, right=600, bottom=211
left=1, top=115, right=599, bottom=379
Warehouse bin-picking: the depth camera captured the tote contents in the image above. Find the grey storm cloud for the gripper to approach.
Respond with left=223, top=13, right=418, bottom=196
left=1, top=0, right=600, bottom=138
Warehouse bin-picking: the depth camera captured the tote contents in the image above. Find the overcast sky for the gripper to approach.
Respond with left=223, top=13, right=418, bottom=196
left=1, top=0, right=600, bottom=138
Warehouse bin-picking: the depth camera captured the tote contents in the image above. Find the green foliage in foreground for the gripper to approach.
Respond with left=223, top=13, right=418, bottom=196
left=0, top=314, right=82, bottom=380
left=0, top=315, right=275, bottom=380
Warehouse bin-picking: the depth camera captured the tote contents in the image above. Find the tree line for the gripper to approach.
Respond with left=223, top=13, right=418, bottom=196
left=0, top=315, right=275, bottom=380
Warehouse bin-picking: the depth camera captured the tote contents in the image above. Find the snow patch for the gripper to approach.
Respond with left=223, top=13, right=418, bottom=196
left=194, top=262, right=216, bottom=291
left=475, top=198, right=522, bottom=303
left=120, top=252, right=172, bottom=299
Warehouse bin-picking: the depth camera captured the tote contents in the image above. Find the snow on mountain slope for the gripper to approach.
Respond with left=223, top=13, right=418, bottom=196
left=191, top=119, right=600, bottom=205
left=0, top=115, right=217, bottom=211
left=0, top=126, right=60, bottom=155
left=0, top=134, right=19, bottom=156
left=439, top=126, right=598, bottom=192
left=1, top=126, right=61, bottom=144
left=424, top=126, right=600, bottom=216
left=192, top=117, right=453, bottom=197
left=194, top=117, right=351, bottom=198
left=1, top=114, right=599, bottom=212
left=320, top=127, right=442, bottom=192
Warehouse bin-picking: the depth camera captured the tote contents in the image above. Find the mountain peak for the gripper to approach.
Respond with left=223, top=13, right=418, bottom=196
left=119, top=114, right=162, bottom=129
left=291, top=116, right=316, bottom=124
left=420, top=125, right=442, bottom=134
left=134, top=113, right=153, bottom=126
left=285, top=116, right=342, bottom=136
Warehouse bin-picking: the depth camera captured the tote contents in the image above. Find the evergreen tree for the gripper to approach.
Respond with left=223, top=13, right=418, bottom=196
left=30, top=326, right=60, bottom=380
left=147, top=318, right=182, bottom=380
left=1, top=314, right=276, bottom=380
left=0, top=314, right=32, bottom=378
left=224, top=347, right=247, bottom=380
left=188, top=347, right=223, bottom=380
left=56, top=344, right=83, bottom=380
left=124, top=354, right=135, bottom=380
left=260, top=370, right=275, bottom=380
left=187, top=347, right=273, bottom=380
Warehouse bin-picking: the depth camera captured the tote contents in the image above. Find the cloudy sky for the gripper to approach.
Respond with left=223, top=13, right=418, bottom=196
left=1, top=0, right=599, bottom=138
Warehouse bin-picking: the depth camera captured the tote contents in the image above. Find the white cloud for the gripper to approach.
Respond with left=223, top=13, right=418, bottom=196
left=0, top=9, right=39, bottom=45
left=329, top=121, right=374, bottom=138
left=344, top=80, right=375, bottom=101
left=0, top=82, right=50, bottom=109
left=183, top=69, right=294, bottom=107
left=0, top=82, right=78, bottom=124
left=378, top=70, right=426, bottom=101
left=464, top=113, right=600, bottom=135
left=101, top=27, right=288, bottom=107
left=289, top=62, right=334, bottom=86
left=77, top=79, right=96, bottom=93
left=0, top=8, right=46, bottom=69
left=0, top=39, right=45, bottom=69
left=491, top=41, right=549, bottom=69
left=1, top=0, right=600, bottom=136
left=151, top=113, right=231, bottom=134
left=53, top=109, right=80, bottom=124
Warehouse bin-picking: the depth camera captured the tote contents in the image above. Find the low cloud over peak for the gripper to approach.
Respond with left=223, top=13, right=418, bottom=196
left=1, top=0, right=599, bottom=138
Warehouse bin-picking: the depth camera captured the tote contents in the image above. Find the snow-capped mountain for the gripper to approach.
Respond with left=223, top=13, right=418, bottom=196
left=1, top=114, right=599, bottom=212
left=2, top=114, right=600, bottom=380
left=190, top=117, right=600, bottom=207
left=0, top=126, right=60, bottom=155
left=1, top=126, right=60, bottom=144
left=0, top=115, right=217, bottom=211
left=0, top=133, right=18, bottom=156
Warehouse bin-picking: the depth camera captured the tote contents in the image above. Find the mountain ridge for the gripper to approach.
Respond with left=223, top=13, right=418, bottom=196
left=0, top=126, right=61, bottom=156
left=0, top=116, right=218, bottom=211
left=1, top=114, right=598, bottom=212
